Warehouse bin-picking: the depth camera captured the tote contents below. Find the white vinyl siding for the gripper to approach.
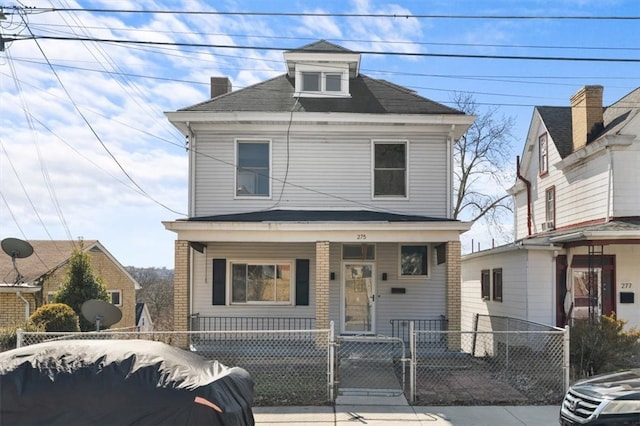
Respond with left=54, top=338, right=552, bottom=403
left=192, top=130, right=450, bottom=217
left=612, top=146, right=640, bottom=217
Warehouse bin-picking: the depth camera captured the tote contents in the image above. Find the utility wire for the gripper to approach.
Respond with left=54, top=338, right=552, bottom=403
left=9, top=35, right=640, bottom=63
left=17, top=12, right=185, bottom=216
left=8, top=7, right=640, bottom=20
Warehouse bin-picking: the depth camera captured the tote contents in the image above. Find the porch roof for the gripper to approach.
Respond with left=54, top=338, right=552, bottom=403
left=163, top=209, right=471, bottom=243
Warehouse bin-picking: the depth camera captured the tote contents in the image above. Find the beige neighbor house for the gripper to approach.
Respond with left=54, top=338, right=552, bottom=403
left=163, top=40, right=475, bottom=338
left=0, top=240, right=140, bottom=329
left=461, top=85, right=640, bottom=331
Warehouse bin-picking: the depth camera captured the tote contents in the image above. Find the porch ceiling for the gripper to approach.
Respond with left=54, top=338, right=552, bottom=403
left=163, top=209, right=470, bottom=243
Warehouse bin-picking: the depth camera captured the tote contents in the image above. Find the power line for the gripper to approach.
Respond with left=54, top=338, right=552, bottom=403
left=9, top=7, right=640, bottom=20
left=9, top=35, right=640, bottom=63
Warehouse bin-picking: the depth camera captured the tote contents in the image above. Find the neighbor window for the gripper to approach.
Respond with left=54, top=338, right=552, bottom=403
left=231, top=262, right=291, bottom=304
left=236, top=140, right=270, bottom=196
left=539, top=133, right=548, bottom=175
left=481, top=270, right=490, bottom=300
left=545, top=186, right=556, bottom=229
left=373, top=141, right=407, bottom=197
left=492, top=269, right=503, bottom=302
left=108, top=290, right=122, bottom=307
left=400, top=245, right=428, bottom=277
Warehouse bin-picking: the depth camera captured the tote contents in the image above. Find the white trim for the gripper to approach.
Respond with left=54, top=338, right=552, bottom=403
left=234, top=138, right=272, bottom=199
left=227, top=259, right=294, bottom=306
left=371, top=140, right=409, bottom=200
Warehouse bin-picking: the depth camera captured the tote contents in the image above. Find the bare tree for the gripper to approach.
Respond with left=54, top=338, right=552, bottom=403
left=452, top=92, right=516, bottom=245
left=128, top=267, right=174, bottom=331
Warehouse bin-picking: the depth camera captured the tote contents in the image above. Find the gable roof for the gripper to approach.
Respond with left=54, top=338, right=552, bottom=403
left=536, top=86, right=640, bottom=159
left=0, top=240, right=139, bottom=289
left=180, top=74, right=462, bottom=115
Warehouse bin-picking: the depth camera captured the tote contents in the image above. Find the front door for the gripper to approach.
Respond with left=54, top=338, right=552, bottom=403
left=342, top=262, right=375, bottom=334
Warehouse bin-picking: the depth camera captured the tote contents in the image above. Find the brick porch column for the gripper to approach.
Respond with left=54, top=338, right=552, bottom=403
left=446, top=240, right=461, bottom=350
left=315, top=241, right=330, bottom=331
left=173, top=240, right=191, bottom=348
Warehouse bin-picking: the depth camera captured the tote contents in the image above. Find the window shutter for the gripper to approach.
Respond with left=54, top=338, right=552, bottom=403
left=295, top=259, right=310, bottom=306
left=212, top=259, right=226, bottom=305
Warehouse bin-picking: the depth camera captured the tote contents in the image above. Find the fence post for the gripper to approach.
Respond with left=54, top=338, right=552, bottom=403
left=328, top=320, right=335, bottom=402
left=563, top=325, right=571, bottom=391
left=16, top=328, right=23, bottom=348
left=409, top=321, right=415, bottom=403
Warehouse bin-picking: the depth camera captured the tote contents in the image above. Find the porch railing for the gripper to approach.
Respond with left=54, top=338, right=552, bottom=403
left=191, top=315, right=316, bottom=332
left=390, top=316, right=448, bottom=344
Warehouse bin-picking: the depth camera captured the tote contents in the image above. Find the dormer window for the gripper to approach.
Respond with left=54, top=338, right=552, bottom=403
left=296, top=67, right=348, bottom=97
left=301, top=72, right=342, bottom=93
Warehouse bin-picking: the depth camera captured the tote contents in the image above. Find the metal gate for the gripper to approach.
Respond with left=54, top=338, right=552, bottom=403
left=334, top=335, right=407, bottom=398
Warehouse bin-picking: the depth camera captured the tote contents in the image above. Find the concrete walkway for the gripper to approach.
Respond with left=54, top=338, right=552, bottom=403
left=253, top=397, right=561, bottom=425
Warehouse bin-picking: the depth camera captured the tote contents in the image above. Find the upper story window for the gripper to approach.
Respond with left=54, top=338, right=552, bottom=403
left=236, top=140, right=270, bottom=197
left=539, top=133, right=549, bottom=175
left=108, top=290, right=122, bottom=307
left=373, top=141, right=407, bottom=198
left=545, top=186, right=556, bottom=230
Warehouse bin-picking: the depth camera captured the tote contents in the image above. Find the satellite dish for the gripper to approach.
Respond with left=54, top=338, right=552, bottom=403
left=1, top=238, right=34, bottom=284
left=1, top=238, right=34, bottom=259
left=81, top=299, right=122, bottom=331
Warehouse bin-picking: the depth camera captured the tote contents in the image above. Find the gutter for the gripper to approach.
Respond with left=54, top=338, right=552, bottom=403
left=516, top=156, right=532, bottom=236
left=16, top=291, right=30, bottom=321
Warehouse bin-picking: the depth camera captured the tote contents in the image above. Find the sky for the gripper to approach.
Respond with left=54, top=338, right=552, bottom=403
left=1, top=0, right=638, bottom=268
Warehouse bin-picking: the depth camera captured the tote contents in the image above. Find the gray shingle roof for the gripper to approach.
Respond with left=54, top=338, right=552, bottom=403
left=181, top=74, right=462, bottom=115
left=536, top=87, right=640, bottom=159
left=286, top=39, right=354, bottom=53
left=186, top=209, right=458, bottom=223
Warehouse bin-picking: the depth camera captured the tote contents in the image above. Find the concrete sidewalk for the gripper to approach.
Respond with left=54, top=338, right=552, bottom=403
left=253, top=404, right=561, bottom=425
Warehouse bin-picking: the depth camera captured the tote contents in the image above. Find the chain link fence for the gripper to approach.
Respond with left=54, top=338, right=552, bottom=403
left=15, top=317, right=569, bottom=407
left=17, top=328, right=332, bottom=406
left=410, top=325, right=569, bottom=405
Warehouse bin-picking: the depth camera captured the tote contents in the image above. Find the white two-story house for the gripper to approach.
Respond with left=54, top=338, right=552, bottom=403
left=163, top=40, right=474, bottom=337
left=461, top=85, right=640, bottom=330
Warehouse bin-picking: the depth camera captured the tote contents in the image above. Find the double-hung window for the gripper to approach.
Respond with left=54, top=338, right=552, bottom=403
left=481, top=270, right=490, bottom=300
left=492, top=268, right=503, bottom=302
left=545, top=186, right=556, bottom=229
left=108, top=290, right=122, bottom=307
left=231, top=262, right=291, bottom=304
left=373, top=141, right=407, bottom=198
left=236, top=140, right=270, bottom=197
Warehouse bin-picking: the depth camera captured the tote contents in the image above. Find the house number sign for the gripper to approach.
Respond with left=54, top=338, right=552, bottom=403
left=621, top=282, right=632, bottom=289
left=356, top=234, right=367, bottom=240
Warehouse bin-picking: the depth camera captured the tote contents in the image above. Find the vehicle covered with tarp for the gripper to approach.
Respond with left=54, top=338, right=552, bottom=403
left=0, top=339, right=254, bottom=425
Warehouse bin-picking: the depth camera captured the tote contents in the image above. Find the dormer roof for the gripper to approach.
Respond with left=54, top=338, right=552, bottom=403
left=283, top=39, right=361, bottom=78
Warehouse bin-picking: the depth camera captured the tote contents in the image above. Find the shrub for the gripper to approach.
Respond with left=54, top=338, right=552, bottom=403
left=570, top=313, right=640, bottom=379
left=0, top=322, right=43, bottom=352
left=27, top=303, right=80, bottom=332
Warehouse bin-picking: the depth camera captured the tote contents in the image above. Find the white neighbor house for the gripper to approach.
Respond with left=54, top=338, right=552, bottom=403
left=461, top=85, right=640, bottom=331
left=163, top=41, right=475, bottom=337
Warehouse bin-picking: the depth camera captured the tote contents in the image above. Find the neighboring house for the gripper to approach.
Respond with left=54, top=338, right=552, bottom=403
left=163, top=40, right=475, bottom=336
left=0, top=240, right=140, bottom=329
left=461, top=85, right=640, bottom=331
left=136, top=302, right=154, bottom=332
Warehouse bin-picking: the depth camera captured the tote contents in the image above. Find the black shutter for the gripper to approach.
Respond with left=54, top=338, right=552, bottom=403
left=212, top=259, right=226, bottom=305
left=295, top=259, right=310, bottom=306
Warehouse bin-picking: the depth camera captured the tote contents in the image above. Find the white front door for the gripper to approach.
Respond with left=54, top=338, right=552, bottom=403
left=342, top=262, right=376, bottom=334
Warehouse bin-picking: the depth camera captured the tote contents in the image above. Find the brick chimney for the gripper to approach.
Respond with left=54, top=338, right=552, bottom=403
left=210, top=77, right=232, bottom=98
left=570, top=85, right=604, bottom=151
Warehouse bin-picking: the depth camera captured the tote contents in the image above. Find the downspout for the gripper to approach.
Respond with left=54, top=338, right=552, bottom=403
left=606, top=146, right=613, bottom=222
left=186, top=121, right=195, bottom=217
left=16, top=291, right=30, bottom=321
left=516, top=156, right=532, bottom=236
